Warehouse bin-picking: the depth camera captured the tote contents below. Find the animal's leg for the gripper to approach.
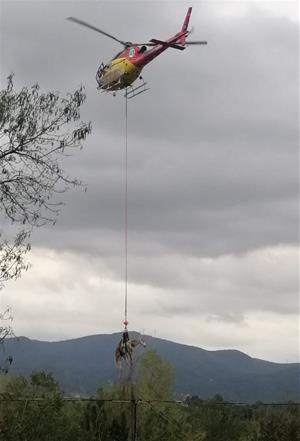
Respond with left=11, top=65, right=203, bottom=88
left=115, top=349, right=122, bottom=368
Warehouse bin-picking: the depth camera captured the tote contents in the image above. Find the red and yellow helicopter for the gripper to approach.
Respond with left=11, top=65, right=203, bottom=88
left=67, top=7, right=207, bottom=98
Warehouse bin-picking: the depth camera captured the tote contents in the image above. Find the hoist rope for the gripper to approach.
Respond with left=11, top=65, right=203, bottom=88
left=124, top=91, right=128, bottom=330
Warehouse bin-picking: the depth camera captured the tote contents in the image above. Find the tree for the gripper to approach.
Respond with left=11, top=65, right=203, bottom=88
left=83, top=386, right=132, bottom=441
left=0, top=230, right=30, bottom=288
left=254, top=408, right=300, bottom=441
left=0, top=308, right=14, bottom=373
left=0, top=74, right=91, bottom=285
left=0, top=372, right=83, bottom=441
left=84, top=350, right=193, bottom=441
left=136, top=349, right=197, bottom=441
left=0, top=308, right=13, bottom=344
left=137, top=348, right=174, bottom=401
left=0, top=76, right=91, bottom=351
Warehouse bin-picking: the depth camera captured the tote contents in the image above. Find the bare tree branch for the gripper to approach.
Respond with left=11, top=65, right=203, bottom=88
left=0, top=74, right=92, bottom=227
left=0, top=75, right=92, bottom=342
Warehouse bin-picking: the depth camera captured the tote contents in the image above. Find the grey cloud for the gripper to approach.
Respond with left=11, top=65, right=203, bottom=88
left=0, top=2, right=298, bottom=358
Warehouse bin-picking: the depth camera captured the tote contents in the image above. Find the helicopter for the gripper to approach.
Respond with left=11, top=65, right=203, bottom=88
left=67, top=7, right=207, bottom=98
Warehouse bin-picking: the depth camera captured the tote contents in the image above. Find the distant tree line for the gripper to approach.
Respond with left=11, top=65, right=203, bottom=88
left=0, top=349, right=299, bottom=441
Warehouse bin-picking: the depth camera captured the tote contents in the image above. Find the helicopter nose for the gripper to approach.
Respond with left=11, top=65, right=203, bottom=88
left=97, top=77, right=104, bottom=88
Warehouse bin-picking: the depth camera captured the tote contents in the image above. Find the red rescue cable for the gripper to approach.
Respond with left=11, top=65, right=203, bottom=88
left=124, top=92, right=128, bottom=330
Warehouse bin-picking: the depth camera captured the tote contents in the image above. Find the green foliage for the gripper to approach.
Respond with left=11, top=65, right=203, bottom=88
left=0, top=372, right=83, bottom=441
left=250, top=407, right=300, bottom=441
left=185, top=396, right=300, bottom=441
left=82, top=385, right=132, bottom=441
left=81, top=349, right=193, bottom=441
left=135, top=349, right=193, bottom=440
left=137, top=348, right=174, bottom=401
left=0, top=365, right=299, bottom=441
left=0, top=372, right=10, bottom=392
left=186, top=395, right=246, bottom=441
left=83, top=397, right=131, bottom=441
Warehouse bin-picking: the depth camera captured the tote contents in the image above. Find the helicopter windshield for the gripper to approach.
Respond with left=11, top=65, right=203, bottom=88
left=96, top=64, right=103, bottom=81
left=96, top=62, right=108, bottom=84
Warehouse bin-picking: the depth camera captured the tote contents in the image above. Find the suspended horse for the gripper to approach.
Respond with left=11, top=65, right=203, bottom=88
left=115, top=330, right=146, bottom=368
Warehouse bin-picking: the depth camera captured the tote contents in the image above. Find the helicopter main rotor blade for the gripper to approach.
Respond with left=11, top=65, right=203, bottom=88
left=133, top=40, right=208, bottom=47
left=66, top=17, right=129, bottom=47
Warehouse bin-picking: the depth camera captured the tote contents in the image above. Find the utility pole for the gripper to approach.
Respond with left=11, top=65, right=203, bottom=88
left=131, top=398, right=137, bottom=441
left=129, top=363, right=137, bottom=441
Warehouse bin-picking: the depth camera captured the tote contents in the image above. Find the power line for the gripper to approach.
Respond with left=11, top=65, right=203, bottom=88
left=0, top=395, right=298, bottom=406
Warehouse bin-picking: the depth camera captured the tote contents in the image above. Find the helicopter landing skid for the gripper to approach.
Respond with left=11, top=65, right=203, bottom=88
left=124, top=81, right=149, bottom=100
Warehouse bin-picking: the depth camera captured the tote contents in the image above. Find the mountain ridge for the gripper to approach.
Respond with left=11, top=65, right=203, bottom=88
left=3, top=333, right=299, bottom=402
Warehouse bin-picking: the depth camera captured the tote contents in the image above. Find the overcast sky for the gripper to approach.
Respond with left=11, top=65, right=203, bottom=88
left=0, top=0, right=298, bottom=363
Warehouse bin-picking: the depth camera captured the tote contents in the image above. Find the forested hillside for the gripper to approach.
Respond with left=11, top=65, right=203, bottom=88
left=3, top=333, right=299, bottom=402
